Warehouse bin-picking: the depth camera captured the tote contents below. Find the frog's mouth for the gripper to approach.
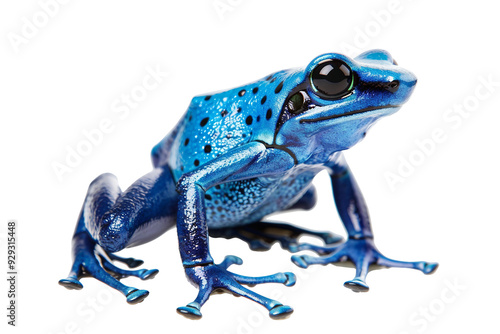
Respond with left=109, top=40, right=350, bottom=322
left=299, top=104, right=400, bottom=124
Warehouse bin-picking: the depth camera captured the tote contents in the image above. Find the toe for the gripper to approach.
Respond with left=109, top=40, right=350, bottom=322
left=284, top=272, right=296, bottom=286
left=323, top=233, right=344, bottom=245
left=288, top=244, right=299, bottom=253
left=219, top=255, right=243, bottom=269
left=291, top=255, right=309, bottom=268
left=423, top=262, right=439, bottom=275
left=344, top=279, right=370, bottom=292
left=269, top=305, right=294, bottom=319
left=126, top=289, right=149, bottom=304
left=249, top=240, right=272, bottom=251
left=125, top=259, right=144, bottom=268
left=177, top=302, right=202, bottom=319
left=140, top=269, right=159, bottom=280
left=59, top=278, right=83, bottom=290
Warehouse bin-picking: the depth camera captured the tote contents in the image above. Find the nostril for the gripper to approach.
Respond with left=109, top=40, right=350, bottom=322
left=384, top=80, right=399, bottom=93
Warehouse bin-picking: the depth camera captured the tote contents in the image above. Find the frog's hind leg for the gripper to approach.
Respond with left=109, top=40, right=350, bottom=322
left=59, top=167, right=177, bottom=304
left=59, top=230, right=151, bottom=304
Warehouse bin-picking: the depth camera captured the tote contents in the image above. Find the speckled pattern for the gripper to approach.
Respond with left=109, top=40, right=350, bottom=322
left=152, top=68, right=304, bottom=178
left=202, top=168, right=319, bottom=228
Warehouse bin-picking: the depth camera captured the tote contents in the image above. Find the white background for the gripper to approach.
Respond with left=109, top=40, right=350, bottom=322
left=1, top=1, right=499, bottom=333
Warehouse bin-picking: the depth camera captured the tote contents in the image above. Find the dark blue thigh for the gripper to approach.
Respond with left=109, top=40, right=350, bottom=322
left=83, top=166, right=178, bottom=252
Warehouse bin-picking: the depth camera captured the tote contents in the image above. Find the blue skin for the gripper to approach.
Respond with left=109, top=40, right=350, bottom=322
left=59, top=50, right=438, bottom=319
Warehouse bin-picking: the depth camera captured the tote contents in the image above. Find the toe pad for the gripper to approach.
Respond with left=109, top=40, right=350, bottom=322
left=269, top=305, right=294, bottom=319
left=177, top=302, right=202, bottom=319
left=284, top=272, right=296, bottom=287
left=125, top=259, right=144, bottom=268
left=291, top=255, right=309, bottom=268
left=344, top=279, right=369, bottom=292
left=423, top=262, right=439, bottom=275
left=126, top=289, right=149, bottom=304
left=59, top=278, right=83, bottom=290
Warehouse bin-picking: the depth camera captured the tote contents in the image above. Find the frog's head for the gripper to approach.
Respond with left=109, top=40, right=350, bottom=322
left=275, top=50, right=417, bottom=163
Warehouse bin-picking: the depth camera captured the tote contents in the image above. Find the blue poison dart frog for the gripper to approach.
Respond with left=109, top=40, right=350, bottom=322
left=59, top=50, right=438, bottom=319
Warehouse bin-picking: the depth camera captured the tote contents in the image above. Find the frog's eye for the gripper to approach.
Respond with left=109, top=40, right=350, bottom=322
left=310, top=59, right=354, bottom=100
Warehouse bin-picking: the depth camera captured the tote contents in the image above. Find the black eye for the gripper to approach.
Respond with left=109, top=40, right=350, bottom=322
left=310, top=59, right=354, bottom=100
left=287, top=91, right=308, bottom=114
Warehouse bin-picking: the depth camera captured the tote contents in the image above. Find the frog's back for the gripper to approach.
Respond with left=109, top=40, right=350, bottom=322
left=152, top=68, right=304, bottom=181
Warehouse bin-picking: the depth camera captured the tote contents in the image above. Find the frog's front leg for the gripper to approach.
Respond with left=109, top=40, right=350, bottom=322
left=292, top=154, right=438, bottom=292
left=175, top=142, right=296, bottom=319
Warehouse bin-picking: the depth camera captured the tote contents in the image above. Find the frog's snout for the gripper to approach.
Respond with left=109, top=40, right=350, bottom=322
left=406, top=73, right=417, bottom=88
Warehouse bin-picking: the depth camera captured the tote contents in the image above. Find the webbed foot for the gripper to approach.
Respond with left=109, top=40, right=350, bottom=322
left=58, top=231, right=159, bottom=304
left=291, top=238, right=438, bottom=292
left=177, top=255, right=296, bottom=319
left=209, top=221, right=343, bottom=252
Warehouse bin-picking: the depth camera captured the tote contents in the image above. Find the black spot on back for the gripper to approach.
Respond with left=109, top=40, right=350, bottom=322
left=252, top=87, right=259, bottom=94
left=200, top=117, right=209, bottom=127
left=275, top=81, right=284, bottom=94
left=204, top=95, right=212, bottom=101
left=194, top=159, right=200, bottom=167
left=246, top=116, right=253, bottom=125
left=184, top=138, right=189, bottom=146
left=204, top=145, right=211, bottom=153
left=221, top=110, right=228, bottom=117
left=238, top=89, right=246, bottom=97
left=266, top=109, right=272, bottom=120
left=261, top=96, right=267, bottom=104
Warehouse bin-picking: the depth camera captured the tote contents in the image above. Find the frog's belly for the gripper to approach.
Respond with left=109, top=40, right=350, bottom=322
left=204, top=170, right=317, bottom=229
